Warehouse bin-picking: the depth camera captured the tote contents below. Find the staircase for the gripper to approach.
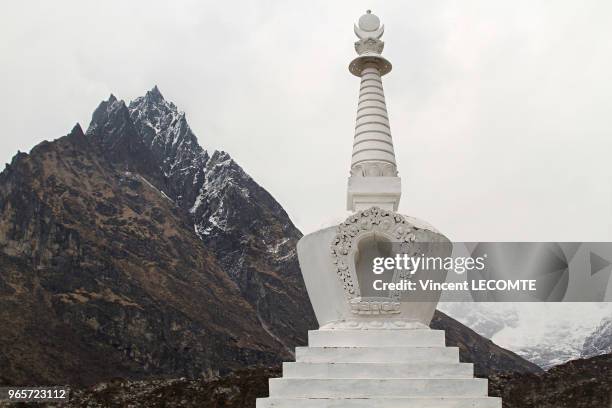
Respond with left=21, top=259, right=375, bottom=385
left=257, top=329, right=501, bottom=407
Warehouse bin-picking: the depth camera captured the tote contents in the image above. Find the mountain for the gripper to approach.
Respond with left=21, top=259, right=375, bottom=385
left=513, top=343, right=583, bottom=371
left=438, top=303, right=569, bottom=370
left=0, top=87, right=536, bottom=388
left=0, top=87, right=315, bottom=386
left=441, top=303, right=612, bottom=370
left=439, top=302, right=520, bottom=339
left=88, top=88, right=315, bottom=352
left=581, top=315, right=612, bottom=359
left=0, top=125, right=286, bottom=385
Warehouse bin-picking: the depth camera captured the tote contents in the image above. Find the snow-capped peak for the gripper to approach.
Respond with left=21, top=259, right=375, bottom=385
left=86, top=94, right=133, bottom=141
left=147, top=85, right=164, bottom=101
left=128, top=86, right=204, bottom=175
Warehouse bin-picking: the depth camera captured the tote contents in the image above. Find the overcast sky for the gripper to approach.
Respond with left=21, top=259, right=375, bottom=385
left=1, top=0, right=611, bottom=240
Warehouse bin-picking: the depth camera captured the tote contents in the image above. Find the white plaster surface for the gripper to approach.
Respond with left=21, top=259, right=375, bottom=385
left=257, top=397, right=501, bottom=408
left=347, top=176, right=401, bottom=212
left=282, top=362, right=474, bottom=379
left=295, top=345, right=458, bottom=363
left=257, top=329, right=502, bottom=407
left=297, top=217, right=450, bottom=329
left=307, top=329, right=445, bottom=347
left=268, top=378, right=489, bottom=398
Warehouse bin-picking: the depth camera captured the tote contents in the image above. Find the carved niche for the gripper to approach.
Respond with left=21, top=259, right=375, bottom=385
left=330, top=207, right=417, bottom=315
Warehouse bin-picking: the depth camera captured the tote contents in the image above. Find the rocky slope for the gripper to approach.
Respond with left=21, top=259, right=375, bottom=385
left=0, top=88, right=315, bottom=386
left=90, top=88, right=314, bottom=351
left=46, top=367, right=280, bottom=408
left=489, top=353, right=612, bottom=408
left=0, top=125, right=288, bottom=386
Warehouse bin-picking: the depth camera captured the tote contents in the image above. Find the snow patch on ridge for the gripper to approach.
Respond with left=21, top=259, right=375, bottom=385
left=136, top=174, right=174, bottom=204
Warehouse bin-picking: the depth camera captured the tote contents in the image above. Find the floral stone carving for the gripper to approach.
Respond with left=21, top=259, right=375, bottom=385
left=330, top=207, right=417, bottom=315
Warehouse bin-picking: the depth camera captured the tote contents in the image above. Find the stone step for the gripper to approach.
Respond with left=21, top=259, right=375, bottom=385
left=268, top=378, right=489, bottom=398
left=257, top=397, right=502, bottom=408
left=295, top=346, right=459, bottom=363
left=283, top=362, right=473, bottom=379
left=308, top=329, right=446, bottom=347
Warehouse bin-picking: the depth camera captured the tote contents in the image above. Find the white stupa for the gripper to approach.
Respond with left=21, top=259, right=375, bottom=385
left=257, top=11, right=502, bottom=408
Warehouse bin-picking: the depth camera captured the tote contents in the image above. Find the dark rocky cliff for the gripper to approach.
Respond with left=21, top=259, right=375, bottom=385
left=0, top=88, right=316, bottom=386
left=0, top=125, right=289, bottom=385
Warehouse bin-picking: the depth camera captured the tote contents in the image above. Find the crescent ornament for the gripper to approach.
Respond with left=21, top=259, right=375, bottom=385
left=354, top=23, right=384, bottom=40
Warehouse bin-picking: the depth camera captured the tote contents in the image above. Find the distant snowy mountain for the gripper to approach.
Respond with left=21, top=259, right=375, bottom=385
left=581, top=314, right=612, bottom=359
left=514, top=343, right=584, bottom=370
left=441, top=303, right=612, bottom=370
left=439, top=302, right=519, bottom=339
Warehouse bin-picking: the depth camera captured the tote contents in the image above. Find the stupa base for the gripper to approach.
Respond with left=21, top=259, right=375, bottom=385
left=256, top=328, right=501, bottom=408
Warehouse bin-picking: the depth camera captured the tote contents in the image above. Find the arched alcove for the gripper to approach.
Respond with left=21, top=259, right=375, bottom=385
left=353, top=232, right=395, bottom=298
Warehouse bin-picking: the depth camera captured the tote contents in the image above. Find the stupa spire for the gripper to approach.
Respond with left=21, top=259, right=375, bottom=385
left=347, top=10, right=401, bottom=212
